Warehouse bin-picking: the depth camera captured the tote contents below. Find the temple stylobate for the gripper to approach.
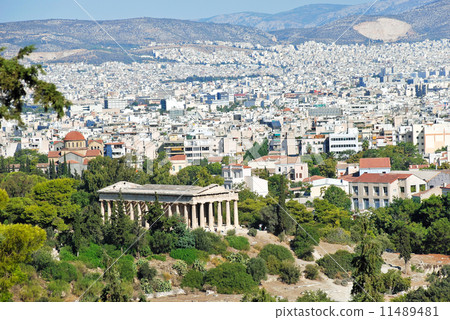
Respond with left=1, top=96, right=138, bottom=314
left=98, top=181, right=239, bottom=231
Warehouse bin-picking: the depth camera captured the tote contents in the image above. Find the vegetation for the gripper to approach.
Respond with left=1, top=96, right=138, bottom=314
left=296, top=290, right=334, bottom=302
left=225, top=235, right=250, bottom=251
left=204, top=263, right=257, bottom=294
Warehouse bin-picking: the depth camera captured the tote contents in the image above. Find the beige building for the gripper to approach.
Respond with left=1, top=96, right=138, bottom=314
left=407, top=123, right=450, bottom=154
left=346, top=173, right=427, bottom=211
left=169, top=154, right=189, bottom=175
left=98, top=181, right=239, bottom=231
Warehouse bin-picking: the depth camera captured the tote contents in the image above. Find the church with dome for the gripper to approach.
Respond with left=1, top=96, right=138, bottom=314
left=48, top=131, right=103, bottom=175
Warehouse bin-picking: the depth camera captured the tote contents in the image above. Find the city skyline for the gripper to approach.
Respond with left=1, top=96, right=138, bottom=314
left=1, top=0, right=367, bottom=23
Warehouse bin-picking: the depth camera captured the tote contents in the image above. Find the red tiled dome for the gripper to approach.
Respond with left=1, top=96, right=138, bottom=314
left=63, top=131, right=85, bottom=141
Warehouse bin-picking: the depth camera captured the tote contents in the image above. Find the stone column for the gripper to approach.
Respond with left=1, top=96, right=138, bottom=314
left=137, top=201, right=143, bottom=225
left=217, top=201, right=223, bottom=231
left=234, top=200, right=239, bottom=228
left=183, top=204, right=189, bottom=226
left=168, top=204, right=173, bottom=217
left=208, top=202, right=214, bottom=230
left=143, top=202, right=149, bottom=228
left=100, top=200, right=105, bottom=222
left=225, top=200, right=231, bottom=228
left=191, top=204, right=198, bottom=229
left=199, top=203, right=205, bottom=228
left=175, top=203, right=180, bottom=216
left=107, top=201, right=112, bottom=222
left=129, top=201, right=135, bottom=221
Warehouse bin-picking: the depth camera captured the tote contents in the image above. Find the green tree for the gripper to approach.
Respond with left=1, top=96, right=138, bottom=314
left=0, top=45, right=71, bottom=123
left=246, top=257, right=268, bottom=284
left=323, top=185, right=351, bottom=211
left=0, top=223, right=46, bottom=301
left=318, top=158, right=337, bottom=178
left=296, top=290, right=334, bottom=302
left=391, top=223, right=412, bottom=273
left=100, top=261, right=129, bottom=302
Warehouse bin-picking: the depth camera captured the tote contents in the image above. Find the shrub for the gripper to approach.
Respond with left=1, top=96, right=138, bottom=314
left=42, top=261, right=78, bottom=282
left=193, top=228, right=212, bottom=251
left=140, top=279, right=153, bottom=294
left=225, top=252, right=249, bottom=265
left=225, top=236, right=250, bottom=250
left=172, top=260, right=189, bottom=276
left=19, top=282, right=44, bottom=302
left=116, top=255, right=136, bottom=282
left=246, top=257, right=268, bottom=284
left=149, top=230, right=176, bottom=254
left=320, top=227, right=352, bottom=244
left=181, top=270, right=205, bottom=290
left=316, top=250, right=354, bottom=279
left=140, top=245, right=152, bottom=257
left=78, top=243, right=104, bottom=269
left=59, top=246, right=76, bottom=262
left=205, top=263, right=257, bottom=294
left=266, top=255, right=282, bottom=275
left=150, top=254, right=166, bottom=261
left=247, top=228, right=257, bottom=237
left=170, top=248, right=200, bottom=265
left=296, top=290, right=334, bottom=302
left=381, top=270, right=411, bottom=294
left=32, top=247, right=54, bottom=271
left=137, top=263, right=157, bottom=281
left=291, top=225, right=319, bottom=261
left=152, top=278, right=172, bottom=292
left=47, top=280, right=71, bottom=299
left=192, top=259, right=206, bottom=273
left=73, top=272, right=103, bottom=298
left=226, top=229, right=236, bottom=236
left=304, top=264, right=320, bottom=280
left=279, top=262, right=301, bottom=284
left=241, top=288, right=278, bottom=302
left=258, top=244, right=294, bottom=263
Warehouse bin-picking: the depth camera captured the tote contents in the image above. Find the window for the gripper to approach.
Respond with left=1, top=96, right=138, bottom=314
left=363, top=198, right=370, bottom=209
left=384, top=199, right=389, bottom=207
left=374, top=199, right=380, bottom=209
left=374, top=187, right=380, bottom=196
left=353, top=199, right=359, bottom=210
left=352, top=186, right=359, bottom=195
left=400, top=187, right=405, bottom=193
left=420, top=184, right=426, bottom=191
left=411, top=185, right=417, bottom=193
left=364, top=186, right=369, bottom=195
left=383, top=187, right=388, bottom=195
left=172, top=166, right=175, bottom=171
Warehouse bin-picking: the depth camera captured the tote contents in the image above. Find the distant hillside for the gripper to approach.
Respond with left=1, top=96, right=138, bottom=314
left=0, top=17, right=276, bottom=63
left=271, top=0, right=449, bottom=44
left=200, top=0, right=435, bottom=31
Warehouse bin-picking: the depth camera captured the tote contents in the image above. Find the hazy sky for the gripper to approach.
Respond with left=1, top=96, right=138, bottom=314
left=0, top=0, right=368, bottom=23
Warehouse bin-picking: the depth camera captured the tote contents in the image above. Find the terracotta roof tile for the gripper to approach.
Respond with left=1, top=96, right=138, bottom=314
left=359, top=157, right=391, bottom=169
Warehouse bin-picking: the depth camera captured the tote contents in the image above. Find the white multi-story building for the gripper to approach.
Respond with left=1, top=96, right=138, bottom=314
left=326, top=128, right=360, bottom=155
left=222, top=164, right=268, bottom=196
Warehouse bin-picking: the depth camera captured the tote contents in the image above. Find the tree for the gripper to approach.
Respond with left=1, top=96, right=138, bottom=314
left=318, top=158, right=337, bottom=178
left=362, top=139, right=369, bottom=152
left=291, top=225, right=319, bottom=261
left=296, top=290, right=334, bottom=302
left=0, top=46, right=71, bottom=124
left=0, top=223, right=46, bottom=301
left=323, top=185, right=351, bottom=211
left=100, top=261, right=129, bottom=302
left=313, top=199, right=352, bottom=227
left=279, top=261, right=301, bottom=284
left=392, top=223, right=412, bottom=274
left=246, top=257, right=268, bottom=284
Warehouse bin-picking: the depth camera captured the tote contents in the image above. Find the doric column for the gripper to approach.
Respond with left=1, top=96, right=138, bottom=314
left=199, top=203, right=205, bottom=228
left=100, top=200, right=105, bottom=222
left=107, top=201, right=112, bottom=222
left=129, top=201, right=135, bottom=221
left=167, top=204, right=173, bottom=217
left=137, top=201, right=143, bottom=224
left=234, top=200, right=239, bottom=228
left=226, top=200, right=231, bottom=228
left=217, top=201, right=223, bottom=231
left=191, top=204, right=198, bottom=229
left=208, top=202, right=214, bottom=230
left=183, top=204, right=189, bottom=226
left=175, top=203, right=180, bottom=216
left=144, top=202, right=149, bottom=228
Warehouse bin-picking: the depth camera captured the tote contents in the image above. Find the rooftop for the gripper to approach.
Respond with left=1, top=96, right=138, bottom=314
left=359, top=157, right=391, bottom=169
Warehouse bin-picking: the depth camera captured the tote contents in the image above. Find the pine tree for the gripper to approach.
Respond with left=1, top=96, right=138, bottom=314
left=100, top=258, right=129, bottom=302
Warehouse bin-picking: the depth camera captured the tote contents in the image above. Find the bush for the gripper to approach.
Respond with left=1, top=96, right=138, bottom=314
left=150, top=254, right=166, bottom=261
left=296, top=290, right=334, bottom=302
left=320, top=227, right=352, bottom=245
left=258, top=244, right=294, bottom=263
left=32, top=247, right=54, bottom=271
left=73, top=272, right=103, bottom=298
left=42, top=261, right=78, bottom=282
left=226, top=252, right=249, bottom=265
left=59, top=246, right=76, bottom=262
left=137, top=263, right=157, bottom=281
left=140, top=245, right=152, bottom=257
left=116, top=255, right=136, bottom=282
left=226, top=229, right=236, bottom=236
left=291, top=225, right=319, bottom=261
left=47, top=280, right=71, bottom=299
left=172, top=260, right=189, bottom=276
left=181, top=270, right=205, bottom=290
left=226, top=235, right=250, bottom=250
left=279, top=261, right=301, bottom=284
left=192, top=259, right=206, bottom=273
left=246, top=257, right=268, bottom=284
left=266, top=255, right=282, bottom=275
left=248, top=228, right=257, bottom=237
left=78, top=243, right=104, bottom=269
left=170, top=248, right=208, bottom=265
left=381, top=270, right=411, bottom=294
left=205, top=263, right=257, bottom=294
left=316, top=250, right=354, bottom=279
left=140, top=279, right=153, bottom=294
left=152, top=278, right=172, bottom=292
left=149, top=230, right=176, bottom=254
left=193, top=228, right=212, bottom=251
left=304, top=264, right=320, bottom=280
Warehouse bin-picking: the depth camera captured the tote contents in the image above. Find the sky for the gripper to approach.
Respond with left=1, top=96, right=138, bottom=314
left=0, top=0, right=368, bottom=23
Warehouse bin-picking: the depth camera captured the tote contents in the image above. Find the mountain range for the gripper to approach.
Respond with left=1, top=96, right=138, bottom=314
left=0, top=0, right=447, bottom=63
